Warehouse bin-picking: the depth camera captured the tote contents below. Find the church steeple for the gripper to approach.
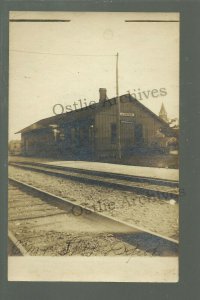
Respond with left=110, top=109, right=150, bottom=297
left=159, top=103, right=168, bottom=122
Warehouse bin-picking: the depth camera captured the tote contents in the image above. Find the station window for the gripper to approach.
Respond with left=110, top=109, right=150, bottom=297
left=111, top=123, right=117, bottom=144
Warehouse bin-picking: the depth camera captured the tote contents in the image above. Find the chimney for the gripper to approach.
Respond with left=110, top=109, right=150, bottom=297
left=99, top=88, right=108, bottom=102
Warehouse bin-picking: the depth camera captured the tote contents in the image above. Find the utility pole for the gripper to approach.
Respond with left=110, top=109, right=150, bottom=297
left=116, top=52, right=121, bottom=159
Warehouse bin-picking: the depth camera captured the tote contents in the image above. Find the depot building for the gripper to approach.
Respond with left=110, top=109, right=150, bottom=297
left=16, top=88, right=177, bottom=159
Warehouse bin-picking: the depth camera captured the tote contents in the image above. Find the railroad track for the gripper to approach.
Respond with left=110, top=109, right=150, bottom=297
left=8, top=177, right=178, bottom=257
left=9, top=162, right=179, bottom=200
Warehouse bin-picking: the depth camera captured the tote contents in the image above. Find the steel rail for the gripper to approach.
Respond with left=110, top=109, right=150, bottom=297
left=9, top=177, right=179, bottom=246
left=9, top=162, right=179, bottom=200
left=9, top=161, right=179, bottom=187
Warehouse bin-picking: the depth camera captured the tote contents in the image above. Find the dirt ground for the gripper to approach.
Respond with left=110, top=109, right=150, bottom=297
left=9, top=152, right=178, bottom=169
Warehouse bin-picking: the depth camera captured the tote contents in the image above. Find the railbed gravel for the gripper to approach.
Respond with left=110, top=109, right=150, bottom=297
left=9, top=165, right=179, bottom=240
left=9, top=229, right=153, bottom=256
left=9, top=184, right=158, bottom=256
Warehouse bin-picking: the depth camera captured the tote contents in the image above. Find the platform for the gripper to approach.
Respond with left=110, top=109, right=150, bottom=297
left=44, top=161, right=179, bottom=182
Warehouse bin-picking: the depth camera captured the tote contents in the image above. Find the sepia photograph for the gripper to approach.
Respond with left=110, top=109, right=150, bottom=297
left=8, top=11, right=179, bottom=282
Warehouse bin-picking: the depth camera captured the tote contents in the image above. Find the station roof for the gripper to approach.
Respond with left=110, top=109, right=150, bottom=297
left=16, top=94, right=171, bottom=134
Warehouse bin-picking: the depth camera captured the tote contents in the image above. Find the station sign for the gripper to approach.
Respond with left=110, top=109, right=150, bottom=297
left=120, top=120, right=134, bottom=124
left=120, top=112, right=135, bottom=117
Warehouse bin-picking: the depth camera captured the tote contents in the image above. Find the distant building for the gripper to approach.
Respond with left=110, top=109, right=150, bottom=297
left=9, top=140, right=22, bottom=155
left=16, top=89, right=177, bottom=159
left=159, top=103, right=168, bottom=123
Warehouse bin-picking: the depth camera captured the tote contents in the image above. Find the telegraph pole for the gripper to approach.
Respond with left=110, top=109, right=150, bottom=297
left=116, top=52, right=121, bottom=159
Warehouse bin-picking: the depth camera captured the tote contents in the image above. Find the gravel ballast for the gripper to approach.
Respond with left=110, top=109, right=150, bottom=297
left=9, top=165, right=179, bottom=240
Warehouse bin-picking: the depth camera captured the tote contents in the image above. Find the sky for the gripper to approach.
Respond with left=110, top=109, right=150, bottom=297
left=9, top=12, right=179, bottom=140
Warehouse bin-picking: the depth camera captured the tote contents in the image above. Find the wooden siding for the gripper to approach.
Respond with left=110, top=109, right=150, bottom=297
left=94, top=95, right=165, bottom=158
left=20, top=94, right=170, bottom=159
